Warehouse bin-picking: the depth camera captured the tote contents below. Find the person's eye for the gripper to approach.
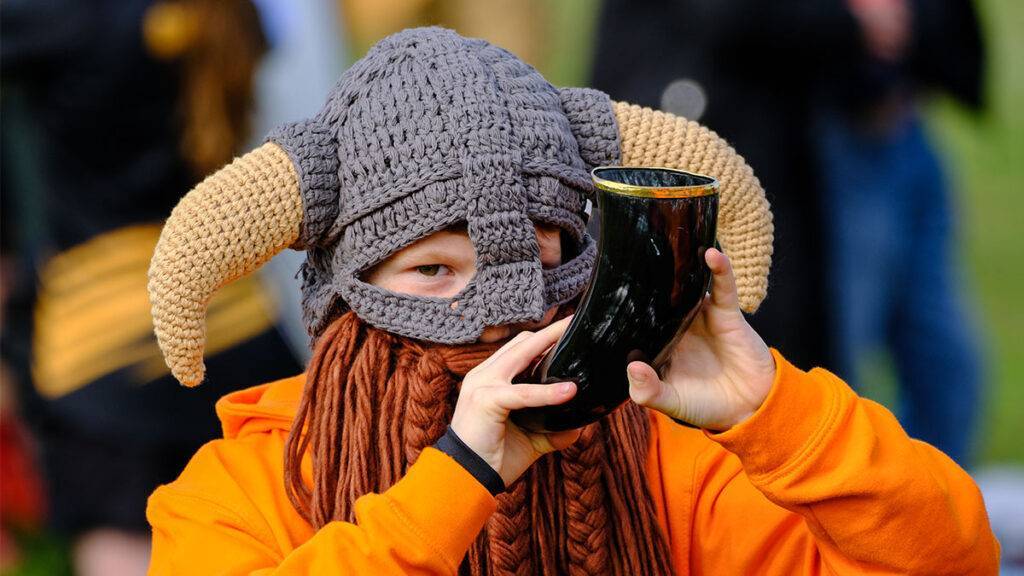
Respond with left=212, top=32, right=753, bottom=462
left=415, top=264, right=447, bottom=277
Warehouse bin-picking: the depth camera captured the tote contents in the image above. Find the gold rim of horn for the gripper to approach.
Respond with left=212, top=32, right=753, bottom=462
left=591, top=166, right=719, bottom=199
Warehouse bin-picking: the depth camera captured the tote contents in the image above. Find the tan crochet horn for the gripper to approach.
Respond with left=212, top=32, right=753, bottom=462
left=148, top=103, right=772, bottom=387
left=611, top=102, right=773, bottom=313
left=148, top=142, right=303, bottom=386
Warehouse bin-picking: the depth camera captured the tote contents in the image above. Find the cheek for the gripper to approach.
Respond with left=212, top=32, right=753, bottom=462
left=537, top=231, right=563, bottom=268
left=478, top=325, right=510, bottom=343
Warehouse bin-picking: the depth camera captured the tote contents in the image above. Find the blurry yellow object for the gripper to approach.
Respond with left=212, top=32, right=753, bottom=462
left=32, top=225, right=278, bottom=398
left=341, top=0, right=547, bottom=68
left=143, top=0, right=267, bottom=177
left=143, top=1, right=200, bottom=60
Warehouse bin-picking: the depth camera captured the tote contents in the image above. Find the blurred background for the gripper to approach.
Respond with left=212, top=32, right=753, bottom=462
left=1, top=0, right=1021, bottom=573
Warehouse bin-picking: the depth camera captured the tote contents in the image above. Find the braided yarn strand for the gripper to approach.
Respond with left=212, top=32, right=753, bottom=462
left=612, top=101, right=773, bottom=313
left=148, top=142, right=303, bottom=386
left=561, top=424, right=613, bottom=575
left=488, top=478, right=534, bottom=576
left=285, top=313, right=676, bottom=575
left=403, top=348, right=458, bottom=465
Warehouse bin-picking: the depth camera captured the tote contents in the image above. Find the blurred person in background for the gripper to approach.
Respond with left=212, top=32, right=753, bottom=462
left=1, top=91, right=49, bottom=571
left=589, top=0, right=986, bottom=466
left=589, top=1, right=865, bottom=373
left=814, top=0, right=986, bottom=466
left=339, top=0, right=548, bottom=69
left=1, top=0, right=302, bottom=573
left=0, top=302, right=47, bottom=571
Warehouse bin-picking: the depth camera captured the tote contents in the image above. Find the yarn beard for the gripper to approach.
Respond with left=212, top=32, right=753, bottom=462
left=284, top=312, right=674, bottom=575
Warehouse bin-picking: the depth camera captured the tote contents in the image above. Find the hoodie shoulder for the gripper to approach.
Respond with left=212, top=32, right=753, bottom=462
left=149, top=416, right=317, bottom=559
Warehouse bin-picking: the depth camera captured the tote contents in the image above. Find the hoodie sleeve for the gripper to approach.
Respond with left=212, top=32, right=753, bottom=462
left=682, top=349, right=1000, bottom=575
left=147, top=441, right=496, bottom=576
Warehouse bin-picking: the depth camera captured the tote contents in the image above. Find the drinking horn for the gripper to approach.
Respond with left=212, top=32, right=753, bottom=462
left=148, top=101, right=772, bottom=390
left=510, top=167, right=719, bottom=433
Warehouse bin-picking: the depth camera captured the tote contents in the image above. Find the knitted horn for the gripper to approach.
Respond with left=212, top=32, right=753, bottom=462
left=611, top=101, right=773, bottom=313
left=148, top=142, right=303, bottom=386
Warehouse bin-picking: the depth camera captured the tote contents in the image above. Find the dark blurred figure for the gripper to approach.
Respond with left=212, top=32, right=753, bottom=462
left=590, top=0, right=985, bottom=465
left=1, top=1, right=302, bottom=573
left=814, top=0, right=985, bottom=465
left=591, top=2, right=867, bottom=371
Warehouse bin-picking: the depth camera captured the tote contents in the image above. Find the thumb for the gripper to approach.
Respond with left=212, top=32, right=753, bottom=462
left=626, top=361, right=680, bottom=416
left=705, top=248, right=741, bottom=312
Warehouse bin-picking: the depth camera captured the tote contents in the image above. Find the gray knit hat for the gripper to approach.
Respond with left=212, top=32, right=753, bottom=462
left=268, top=27, right=618, bottom=343
left=147, top=27, right=773, bottom=387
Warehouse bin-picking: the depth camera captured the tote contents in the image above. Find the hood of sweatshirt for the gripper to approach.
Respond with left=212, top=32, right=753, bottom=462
left=214, top=373, right=306, bottom=440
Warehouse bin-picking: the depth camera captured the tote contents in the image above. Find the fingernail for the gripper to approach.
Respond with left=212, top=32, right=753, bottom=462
left=626, top=372, right=639, bottom=388
left=559, top=383, right=574, bottom=395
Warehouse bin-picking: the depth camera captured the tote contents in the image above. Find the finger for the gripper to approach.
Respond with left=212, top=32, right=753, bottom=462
left=486, top=381, right=576, bottom=412
left=626, top=361, right=681, bottom=416
left=487, top=316, right=573, bottom=378
left=704, top=248, right=740, bottom=311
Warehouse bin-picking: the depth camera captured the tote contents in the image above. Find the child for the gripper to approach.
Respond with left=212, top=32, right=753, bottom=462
left=145, top=28, right=998, bottom=574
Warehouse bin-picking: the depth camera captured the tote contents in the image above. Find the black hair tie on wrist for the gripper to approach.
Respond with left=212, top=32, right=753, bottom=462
left=433, top=426, right=506, bottom=496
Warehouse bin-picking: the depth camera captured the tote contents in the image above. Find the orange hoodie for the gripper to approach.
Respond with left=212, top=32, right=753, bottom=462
left=146, top=350, right=999, bottom=575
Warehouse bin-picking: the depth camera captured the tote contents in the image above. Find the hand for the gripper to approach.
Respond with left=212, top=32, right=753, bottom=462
left=626, top=248, right=777, bottom=431
left=450, top=317, right=583, bottom=487
left=847, top=0, right=912, bottom=63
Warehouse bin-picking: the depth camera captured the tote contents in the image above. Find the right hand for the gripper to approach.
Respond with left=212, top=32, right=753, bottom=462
left=450, top=317, right=583, bottom=487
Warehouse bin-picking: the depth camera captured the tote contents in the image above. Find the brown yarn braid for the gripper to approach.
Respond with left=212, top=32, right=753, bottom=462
left=284, top=312, right=675, bottom=575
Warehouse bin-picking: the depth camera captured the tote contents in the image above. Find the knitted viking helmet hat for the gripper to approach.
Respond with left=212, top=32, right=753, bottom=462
left=148, top=27, right=773, bottom=387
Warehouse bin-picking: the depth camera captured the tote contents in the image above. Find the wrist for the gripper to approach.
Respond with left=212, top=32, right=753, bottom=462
left=743, top=349, right=777, bottom=419
left=433, top=426, right=505, bottom=496
left=706, top=349, right=849, bottom=481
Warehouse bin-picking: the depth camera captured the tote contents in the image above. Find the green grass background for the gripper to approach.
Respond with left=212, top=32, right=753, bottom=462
left=928, top=0, right=1024, bottom=464
left=545, top=0, right=1024, bottom=465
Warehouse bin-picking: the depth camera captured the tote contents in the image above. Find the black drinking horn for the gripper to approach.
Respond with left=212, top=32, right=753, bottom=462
left=511, top=167, right=719, bottom=433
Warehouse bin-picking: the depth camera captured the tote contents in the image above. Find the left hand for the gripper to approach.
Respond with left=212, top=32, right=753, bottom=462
left=626, top=248, right=776, bottom=431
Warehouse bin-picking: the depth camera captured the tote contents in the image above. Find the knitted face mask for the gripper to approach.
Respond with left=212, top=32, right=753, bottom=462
left=148, top=27, right=774, bottom=387
left=271, top=28, right=611, bottom=342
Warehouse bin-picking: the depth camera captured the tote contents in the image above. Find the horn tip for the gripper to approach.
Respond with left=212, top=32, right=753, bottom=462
left=173, top=365, right=206, bottom=388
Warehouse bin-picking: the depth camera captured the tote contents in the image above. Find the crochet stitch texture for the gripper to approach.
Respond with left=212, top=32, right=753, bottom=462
left=147, top=27, right=773, bottom=387
left=268, top=27, right=616, bottom=342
